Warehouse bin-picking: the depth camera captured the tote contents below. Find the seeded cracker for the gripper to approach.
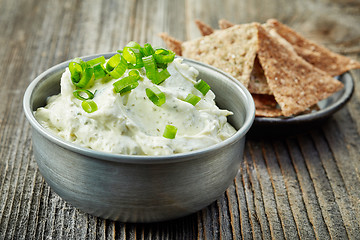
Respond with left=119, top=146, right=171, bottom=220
left=248, top=56, right=272, bottom=94
left=265, top=19, right=360, bottom=76
left=158, top=33, right=183, bottom=56
left=219, top=19, right=235, bottom=30
left=216, top=20, right=271, bottom=95
left=252, top=94, right=283, bottom=117
left=195, top=19, right=214, bottom=36
left=257, top=25, right=344, bottom=116
left=182, top=23, right=259, bottom=87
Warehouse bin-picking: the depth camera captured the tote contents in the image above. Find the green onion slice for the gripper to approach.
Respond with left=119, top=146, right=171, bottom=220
left=154, top=48, right=175, bottom=64
left=128, top=70, right=141, bottom=80
left=157, top=69, right=171, bottom=84
left=123, top=41, right=144, bottom=68
left=69, top=58, right=87, bottom=86
left=113, top=75, right=139, bottom=95
left=184, top=93, right=201, bottom=106
left=105, top=54, right=120, bottom=71
left=143, top=55, right=159, bottom=84
left=163, top=124, right=177, bottom=139
left=106, top=54, right=127, bottom=79
left=156, top=62, right=168, bottom=69
left=141, top=43, right=155, bottom=57
left=71, top=66, right=94, bottom=88
left=146, top=86, right=166, bottom=106
left=194, top=79, right=210, bottom=96
left=93, top=64, right=107, bottom=80
left=73, top=89, right=95, bottom=101
left=87, top=56, right=106, bottom=67
left=81, top=100, right=98, bottom=113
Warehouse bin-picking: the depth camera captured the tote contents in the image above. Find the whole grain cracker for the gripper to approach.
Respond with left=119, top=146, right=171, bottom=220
left=252, top=94, right=282, bottom=117
left=265, top=19, right=360, bottom=76
left=182, top=23, right=259, bottom=87
left=252, top=94, right=277, bottom=108
left=248, top=56, right=272, bottom=94
left=216, top=19, right=272, bottom=94
left=219, top=19, right=235, bottom=30
left=195, top=19, right=214, bottom=36
left=158, top=32, right=183, bottom=56
left=257, top=25, right=344, bottom=116
left=256, top=108, right=283, bottom=117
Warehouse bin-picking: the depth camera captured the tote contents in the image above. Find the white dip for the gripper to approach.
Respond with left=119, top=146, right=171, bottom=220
left=35, top=58, right=237, bottom=155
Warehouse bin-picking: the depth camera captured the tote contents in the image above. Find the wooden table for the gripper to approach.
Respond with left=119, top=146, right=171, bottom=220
left=1, top=0, right=359, bottom=239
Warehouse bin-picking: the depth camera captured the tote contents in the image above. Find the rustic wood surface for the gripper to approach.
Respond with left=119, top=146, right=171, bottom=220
left=1, top=0, right=360, bottom=239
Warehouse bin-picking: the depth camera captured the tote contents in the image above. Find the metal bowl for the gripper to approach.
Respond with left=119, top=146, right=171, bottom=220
left=23, top=53, right=255, bottom=223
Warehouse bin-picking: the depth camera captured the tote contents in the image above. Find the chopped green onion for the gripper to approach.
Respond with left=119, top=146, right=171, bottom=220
left=184, top=93, right=201, bottom=106
left=87, top=56, right=106, bottom=67
left=72, top=66, right=94, bottom=88
left=141, top=43, right=155, bottom=57
left=113, top=75, right=139, bottom=95
left=156, top=62, right=168, bottom=69
left=146, top=86, right=166, bottom=106
left=123, top=41, right=144, bottom=68
left=73, top=89, right=95, bottom=101
left=106, top=54, right=127, bottom=79
left=157, top=69, right=171, bottom=84
left=123, top=46, right=139, bottom=64
left=154, top=48, right=175, bottom=64
left=163, top=125, right=177, bottom=139
left=69, top=58, right=86, bottom=86
left=143, top=55, right=159, bottom=84
left=81, top=100, right=98, bottom=113
left=93, top=64, right=107, bottom=80
left=106, top=54, right=120, bottom=71
left=194, top=79, right=210, bottom=96
left=129, top=70, right=141, bottom=80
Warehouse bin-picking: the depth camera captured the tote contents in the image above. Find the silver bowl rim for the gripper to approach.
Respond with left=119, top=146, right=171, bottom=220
left=23, top=53, right=255, bottom=164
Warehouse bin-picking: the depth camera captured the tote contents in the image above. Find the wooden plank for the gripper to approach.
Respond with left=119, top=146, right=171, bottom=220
left=244, top=143, right=272, bottom=239
left=322, top=118, right=360, bottom=222
left=261, top=142, right=300, bottom=240
left=240, top=153, right=264, bottom=239
left=311, top=130, right=360, bottom=239
left=297, top=134, right=348, bottom=239
left=273, top=140, right=316, bottom=239
left=286, top=138, right=331, bottom=239
left=248, top=141, right=286, bottom=240
left=234, top=168, right=253, bottom=239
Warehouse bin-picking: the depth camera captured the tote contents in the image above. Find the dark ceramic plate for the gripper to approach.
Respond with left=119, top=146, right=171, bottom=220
left=248, top=72, right=354, bottom=138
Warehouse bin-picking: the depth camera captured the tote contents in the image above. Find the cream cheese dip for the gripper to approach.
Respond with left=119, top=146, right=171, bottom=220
left=35, top=57, right=236, bottom=155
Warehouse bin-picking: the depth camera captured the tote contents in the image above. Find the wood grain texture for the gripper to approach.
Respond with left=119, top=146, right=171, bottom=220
left=1, top=0, right=360, bottom=239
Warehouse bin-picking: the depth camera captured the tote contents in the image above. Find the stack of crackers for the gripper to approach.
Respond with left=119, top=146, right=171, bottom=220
left=159, top=19, right=360, bottom=117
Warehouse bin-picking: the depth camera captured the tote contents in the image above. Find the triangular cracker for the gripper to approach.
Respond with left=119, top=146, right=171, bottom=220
left=181, top=23, right=260, bottom=87
left=257, top=25, right=344, bottom=116
left=265, top=19, right=360, bottom=76
left=248, top=56, right=272, bottom=94
left=252, top=94, right=283, bottom=117
left=219, top=19, right=235, bottom=30
left=158, top=32, right=183, bottom=56
left=217, top=20, right=271, bottom=94
left=195, top=19, right=214, bottom=36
